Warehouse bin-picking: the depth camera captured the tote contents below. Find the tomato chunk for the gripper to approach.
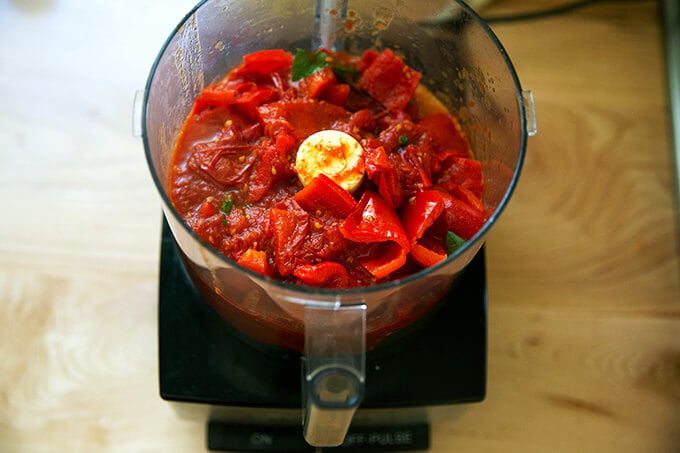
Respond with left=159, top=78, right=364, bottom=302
left=321, top=83, right=351, bottom=106
left=436, top=156, right=484, bottom=199
left=247, top=137, right=296, bottom=203
left=297, top=67, right=337, bottom=99
left=363, top=144, right=405, bottom=208
left=439, top=191, right=486, bottom=240
left=237, top=248, right=271, bottom=276
left=418, top=113, right=470, bottom=156
left=358, top=49, right=421, bottom=110
left=269, top=206, right=310, bottom=276
left=257, top=99, right=351, bottom=141
left=195, top=79, right=280, bottom=120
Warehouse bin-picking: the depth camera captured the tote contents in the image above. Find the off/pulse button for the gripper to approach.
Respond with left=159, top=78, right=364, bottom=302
left=207, top=421, right=429, bottom=451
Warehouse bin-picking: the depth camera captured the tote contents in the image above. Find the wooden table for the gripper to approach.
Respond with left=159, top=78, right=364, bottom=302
left=1, top=0, right=678, bottom=451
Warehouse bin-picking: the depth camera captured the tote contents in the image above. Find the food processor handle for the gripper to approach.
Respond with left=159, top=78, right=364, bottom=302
left=302, top=303, right=366, bottom=447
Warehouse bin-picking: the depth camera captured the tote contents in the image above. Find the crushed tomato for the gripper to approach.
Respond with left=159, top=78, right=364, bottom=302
left=169, top=48, right=486, bottom=288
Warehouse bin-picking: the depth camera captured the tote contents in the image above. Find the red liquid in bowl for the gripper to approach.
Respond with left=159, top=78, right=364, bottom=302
left=181, top=251, right=451, bottom=351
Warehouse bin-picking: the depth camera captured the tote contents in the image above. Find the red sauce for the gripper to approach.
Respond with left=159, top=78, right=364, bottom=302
left=169, top=48, right=486, bottom=289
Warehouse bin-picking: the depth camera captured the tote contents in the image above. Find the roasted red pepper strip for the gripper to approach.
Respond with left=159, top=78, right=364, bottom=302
left=224, top=49, right=295, bottom=83
left=340, top=191, right=410, bottom=278
left=293, top=261, right=350, bottom=288
left=293, top=174, right=358, bottom=218
left=400, top=190, right=447, bottom=267
left=360, top=242, right=409, bottom=280
left=410, top=243, right=447, bottom=268
left=237, top=248, right=271, bottom=276
left=400, top=190, right=445, bottom=241
left=241, top=49, right=294, bottom=75
left=341, top=191, right=410, bottom=248
left=200, top=81, right=276, bottom=106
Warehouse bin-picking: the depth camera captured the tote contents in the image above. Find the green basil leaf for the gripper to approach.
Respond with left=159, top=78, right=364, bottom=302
left=291, top=48, right=328, bottom=81
left=446, top=231, right=466, bottom=255
left=221, top=198, right=234, bottom=214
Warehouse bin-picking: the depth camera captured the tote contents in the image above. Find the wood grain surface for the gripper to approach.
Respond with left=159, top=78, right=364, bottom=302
left=1, top=0, right=679, bottom=452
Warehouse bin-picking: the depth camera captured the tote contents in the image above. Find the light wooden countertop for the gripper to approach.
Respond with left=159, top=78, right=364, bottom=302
left=1, top=0, right=678, bottom=451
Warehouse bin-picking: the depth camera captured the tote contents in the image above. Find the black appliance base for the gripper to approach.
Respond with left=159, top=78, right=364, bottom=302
left=158, top=220, right=486, bottom=451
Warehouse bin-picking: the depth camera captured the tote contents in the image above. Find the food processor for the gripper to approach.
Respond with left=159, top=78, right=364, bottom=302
left=136, top=0, right=536, bottom=450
